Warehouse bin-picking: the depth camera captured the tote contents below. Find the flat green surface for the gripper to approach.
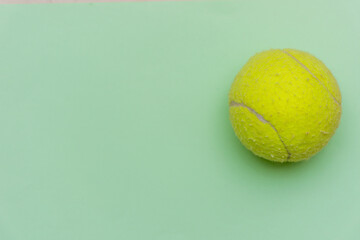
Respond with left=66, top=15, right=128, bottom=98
left=0, top=1, right=359, bottom=239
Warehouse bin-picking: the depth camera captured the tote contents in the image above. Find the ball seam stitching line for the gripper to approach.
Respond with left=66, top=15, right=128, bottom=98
left=230, top=101, right=291, bottom=161
left=282, top=49, right=341, bottom=106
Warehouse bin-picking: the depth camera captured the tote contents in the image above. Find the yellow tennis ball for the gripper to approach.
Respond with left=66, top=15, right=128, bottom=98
left=229, top=49, right=342, bottom=162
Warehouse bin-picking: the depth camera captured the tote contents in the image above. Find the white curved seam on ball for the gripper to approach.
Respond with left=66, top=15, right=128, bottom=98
left=230, top=101, right=291, bottom=161
left=282, top=49, right=341, bottom=106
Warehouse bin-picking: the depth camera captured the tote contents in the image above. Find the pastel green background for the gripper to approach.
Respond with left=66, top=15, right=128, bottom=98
left=0, top=1, right=359, bottom=239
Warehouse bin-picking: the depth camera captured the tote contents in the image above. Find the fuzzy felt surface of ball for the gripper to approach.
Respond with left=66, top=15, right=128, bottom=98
left=229, top=49, right=342, bottom=162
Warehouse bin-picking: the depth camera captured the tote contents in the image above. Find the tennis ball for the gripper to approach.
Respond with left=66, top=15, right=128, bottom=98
left=229, top=49, right=342, bottom=162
